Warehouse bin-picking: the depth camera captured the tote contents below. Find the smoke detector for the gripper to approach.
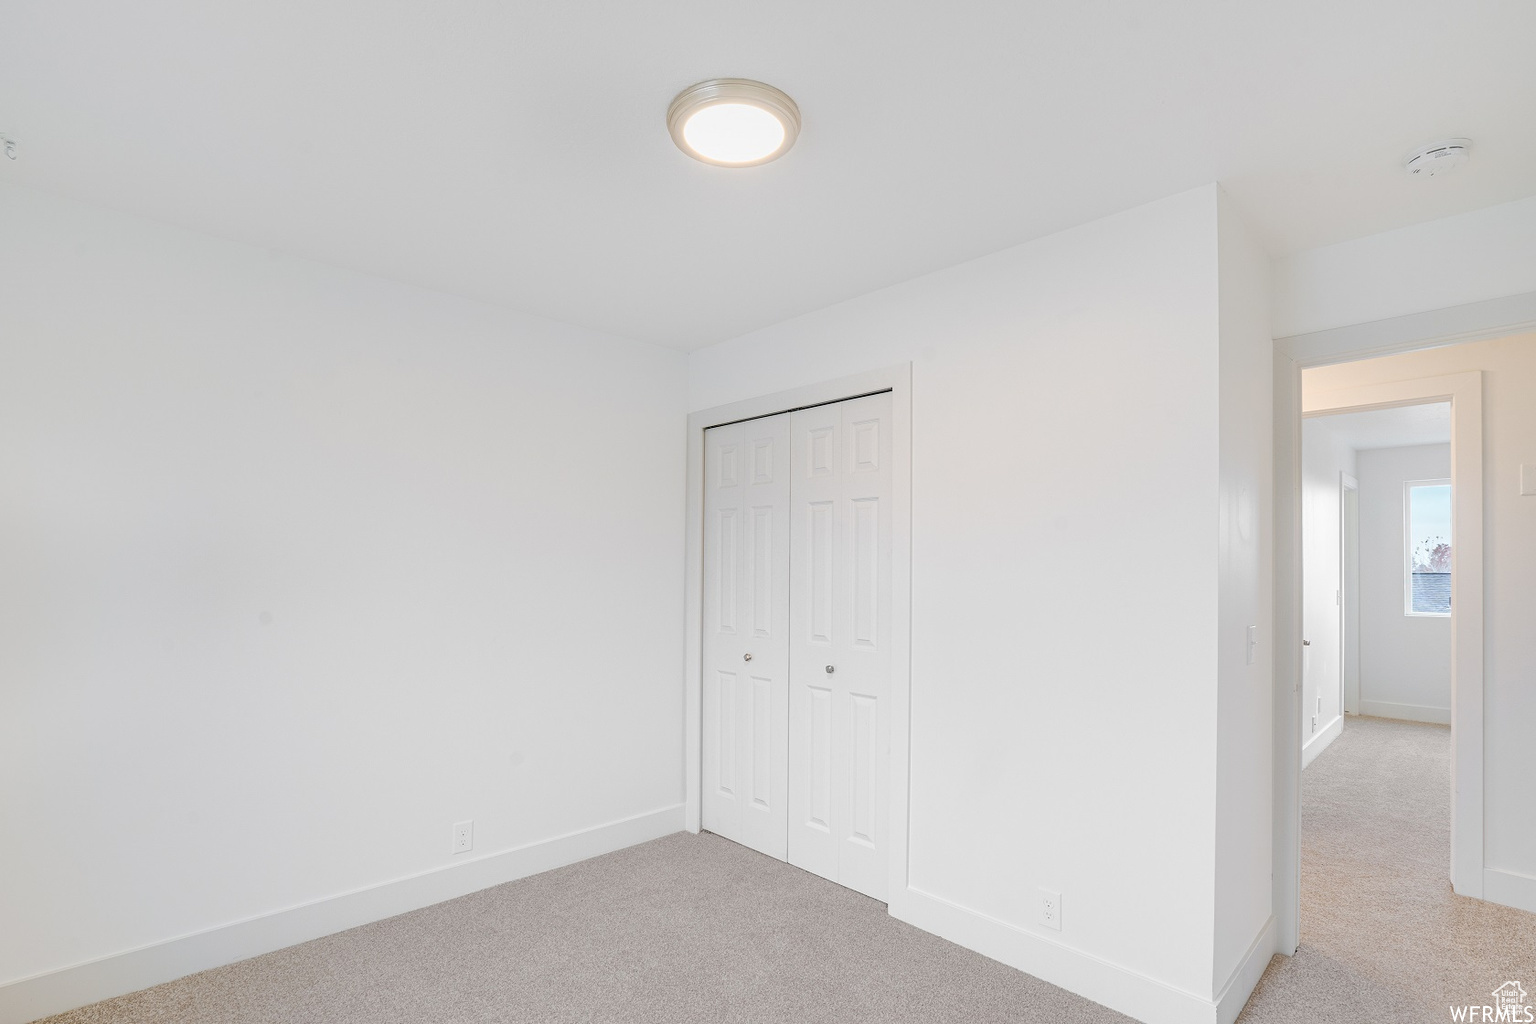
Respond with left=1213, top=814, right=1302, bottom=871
left=1403, top=138, right=1471, bottom=178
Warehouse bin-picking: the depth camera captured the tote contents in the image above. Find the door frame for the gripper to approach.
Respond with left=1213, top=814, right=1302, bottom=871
left=683, top=363, right=913, bottom=905
left=1339, top=471, right=1359, bottom=716
left=1269, top=289, right=1532, bottom=955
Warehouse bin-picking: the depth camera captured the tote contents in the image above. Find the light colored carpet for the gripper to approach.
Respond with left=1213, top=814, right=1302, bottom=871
left=39, top=715, right=1535, bottom=1024
left=1239, top=715, right=1536, bottom=1022
left=39, top=832, right=1131, bottom=1024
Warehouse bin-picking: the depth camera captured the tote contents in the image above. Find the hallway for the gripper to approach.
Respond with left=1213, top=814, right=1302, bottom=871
left=1242, top=716, right=1536, bottom=1021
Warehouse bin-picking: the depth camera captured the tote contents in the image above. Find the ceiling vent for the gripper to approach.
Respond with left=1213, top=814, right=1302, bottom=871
left=1403, top=138, right=1471, bottom=178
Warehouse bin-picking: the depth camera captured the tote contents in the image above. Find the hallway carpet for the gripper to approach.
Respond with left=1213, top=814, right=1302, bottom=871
left=1240, top=715, right=1536, bottom=1022
left=39, top=717, right=1536, bottom=1024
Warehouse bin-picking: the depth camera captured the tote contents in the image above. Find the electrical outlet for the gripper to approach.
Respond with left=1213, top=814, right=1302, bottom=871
left=1311, top=715, right=1318, bottom=733
left=1038, top=888, right=1062, bottom=931
left=1246, top=625, right=1258, bottom=666
left=452, top=820, right=473, bottom=855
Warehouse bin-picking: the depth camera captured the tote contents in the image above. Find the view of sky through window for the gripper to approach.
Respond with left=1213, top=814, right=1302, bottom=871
left=1408, top=483, right=1451, bottom=614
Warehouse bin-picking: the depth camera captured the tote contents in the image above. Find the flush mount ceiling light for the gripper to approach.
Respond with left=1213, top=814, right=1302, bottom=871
left=1403, top=138, right=1472, bottom=178
left=667, top=79, right=800, bottom=167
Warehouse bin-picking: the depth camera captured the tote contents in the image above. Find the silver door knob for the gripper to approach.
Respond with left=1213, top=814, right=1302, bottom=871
left=825, top=665, right=835, bottom=674
left=1302, top=640, right=1311, bottom=646
left=744, top=653, right=752, bottom=662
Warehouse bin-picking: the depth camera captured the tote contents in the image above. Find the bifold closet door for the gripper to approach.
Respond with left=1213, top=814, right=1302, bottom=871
left=787, top=392, right=893, bottom=901
left=701, top=414, right=791, bottom=859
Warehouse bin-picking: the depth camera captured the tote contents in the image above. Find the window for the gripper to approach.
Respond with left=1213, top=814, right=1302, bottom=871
left=1406, top=481, right=1451, bottom=616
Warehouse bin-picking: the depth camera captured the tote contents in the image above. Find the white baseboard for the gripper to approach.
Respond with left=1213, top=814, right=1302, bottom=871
left=1302, top=715, right=1344, bottom=768
left=0, top=805, right=685, bottom=1024
left=1358, top=700, right=1451, bottom=725
left=1215, top=917, right=1276, bottom=1024
left=890, top=886, right=1220, bottom=1024
left=1483, top=868, right=1536, bottom=915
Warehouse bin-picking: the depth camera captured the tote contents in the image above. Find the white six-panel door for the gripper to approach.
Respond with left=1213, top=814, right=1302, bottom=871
left=787, top=393, right=892, bottom=901
left=701, top=393, right=893, bottom=902
left=701, top=414, right=791, bottom=860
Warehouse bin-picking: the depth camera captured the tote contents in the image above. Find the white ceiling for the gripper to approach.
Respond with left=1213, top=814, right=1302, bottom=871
left=1308, top=403, right=1451, bottom=451
left=2, top=0, right=1533, bottom=349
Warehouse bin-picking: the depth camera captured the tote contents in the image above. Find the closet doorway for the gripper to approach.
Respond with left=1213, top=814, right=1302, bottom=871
left=684, top=367, right=911, bottom=906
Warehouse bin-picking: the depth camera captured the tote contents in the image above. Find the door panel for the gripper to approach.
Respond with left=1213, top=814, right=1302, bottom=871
left=702, top=415, right=790, bottom=859
left=786, top=401, right=841, bottom=882
left=703, top=393, right=892, bottom=899
left=713, top=670, right=735, bottom=797
left=808, top=683, right=833, bottom=831
left=788, top=392, right=893, bottom=900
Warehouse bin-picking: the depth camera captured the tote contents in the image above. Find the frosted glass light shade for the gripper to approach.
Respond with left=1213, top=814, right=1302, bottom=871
left=667, top=79, right=800, bottom=167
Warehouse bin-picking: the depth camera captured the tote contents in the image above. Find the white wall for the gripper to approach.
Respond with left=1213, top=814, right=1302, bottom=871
left=692, top=185, right=1255, bottom=1015
left=1299, top=418, right=1356, bottom=758
left=0, top=183, right=688, bottom=989
left=1273, top=194, right=1536, bottom=338
left=1212, top=191, right=1274, bottom=997
left=1306, top=333, right=1536, bottom=903
left=1356, top=444, right=1452, bottom=722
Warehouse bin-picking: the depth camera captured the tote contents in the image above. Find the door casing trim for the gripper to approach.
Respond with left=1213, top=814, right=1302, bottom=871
left=1269, top=291, right=1530, bottom=954
left=1339, top=471, right=1359, bottom=717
